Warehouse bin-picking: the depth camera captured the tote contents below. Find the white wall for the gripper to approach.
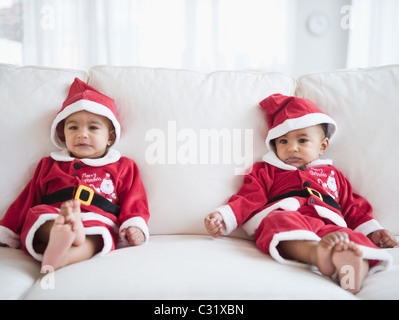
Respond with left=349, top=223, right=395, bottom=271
left=0, top=0, right=352, bottom=76
left=292, top=0, right=350, bottom=76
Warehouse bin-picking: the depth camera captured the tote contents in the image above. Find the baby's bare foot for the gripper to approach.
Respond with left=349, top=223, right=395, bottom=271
left=42, top=200, right=86, bottom=270
left=332, top=241, right=368, bottom=294
left=42, top=215, right=76, bottom=270
left=313, top=232, right=349, bottom=277
left=59, top=199, right=85, bottom=246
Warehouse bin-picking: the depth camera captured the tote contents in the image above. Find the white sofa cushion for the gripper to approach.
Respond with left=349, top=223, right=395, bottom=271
left=88, top=66, right=296, bottom=237
left=0, top=247, right=40, bottom=299
left=23, top=235, right=357, bottom=300
left=295, top=65, right=399, bottom=235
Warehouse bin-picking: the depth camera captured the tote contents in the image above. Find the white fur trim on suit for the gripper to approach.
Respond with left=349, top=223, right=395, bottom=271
left=50, top=148, right=121, bottom=166
left=262, top=151, right=297, bottom=171
left=269, top=230, right=321, bottom=266
left=262, top=151, right=333, bottom=171
left=81, top=212, right=119, bottom=233
left=242, top=198, right=301, bottom=237
left=25, top=213, right=59, bottom=261
left=358, top=245, right=393, bottom=275
left=314, top=205, right=347, bottom=227
left=85, top=226, right=114, bottom=257
left=119, top=216, right=150, bottom=244
left=0, top=225, right=21, bottom=249
left=354, top=219, right=384, bottom=236
left=265, top=113, right=337, bottom=151
left=79, top=212, right=119, bottom=255
left=215, top=205, right=238, bottom=235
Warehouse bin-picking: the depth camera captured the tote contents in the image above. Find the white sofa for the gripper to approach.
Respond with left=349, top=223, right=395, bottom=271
left=0, top=63, right=398, bottom=300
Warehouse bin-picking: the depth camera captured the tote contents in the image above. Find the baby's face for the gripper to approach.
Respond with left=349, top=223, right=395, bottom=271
left=63, top=110, right=115, bottom=159
left=274, top=125, right=329, bottom=168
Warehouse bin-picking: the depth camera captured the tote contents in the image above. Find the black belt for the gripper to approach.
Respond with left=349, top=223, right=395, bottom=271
left=42, top=186, right=120, bottom=218
left=266, top=187, right=341, bottom=212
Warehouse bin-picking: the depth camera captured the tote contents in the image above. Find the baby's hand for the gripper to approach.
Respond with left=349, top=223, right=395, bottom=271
left=204, top=212, right=226, bottom=238
left=368, top=229, right=399, bottom=248
left=120, top=226, right=145, bottom=246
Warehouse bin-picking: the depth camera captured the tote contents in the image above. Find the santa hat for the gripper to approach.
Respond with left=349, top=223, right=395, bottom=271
left=51, top=78, right=120, bottom=149
left=260, top=94, right=337, bottom=151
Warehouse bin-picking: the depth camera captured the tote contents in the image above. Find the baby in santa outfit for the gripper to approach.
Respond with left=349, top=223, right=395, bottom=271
left=0, top=78, right=150, bottom=270
left=205, top=93, right=398, bottom=294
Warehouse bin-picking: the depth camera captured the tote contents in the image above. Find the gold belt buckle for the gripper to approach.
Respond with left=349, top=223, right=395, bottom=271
left=75, top=185, right=95, bottom=206
left=307, top=188, right=323, bottom=201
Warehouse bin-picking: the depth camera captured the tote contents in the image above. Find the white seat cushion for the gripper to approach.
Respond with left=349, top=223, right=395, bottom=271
left=0, top=247, right=40, bottom=299
left=24, top=235, right=358, bottom=300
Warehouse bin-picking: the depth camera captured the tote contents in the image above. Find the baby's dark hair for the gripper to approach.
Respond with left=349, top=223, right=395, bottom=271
left=320, top=123, right=329, bottom=138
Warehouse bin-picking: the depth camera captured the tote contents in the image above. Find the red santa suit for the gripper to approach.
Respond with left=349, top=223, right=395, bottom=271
left=215, top=94, right=392, bottom=273
left=0, top=78, right=150, bottom=261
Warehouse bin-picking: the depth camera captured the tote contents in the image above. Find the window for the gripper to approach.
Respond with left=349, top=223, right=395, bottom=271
left=1, top=0, right=294, bottom=73
left=2, top=1, right=398, bottom=73
left=0, top=0, right=23, bottom=65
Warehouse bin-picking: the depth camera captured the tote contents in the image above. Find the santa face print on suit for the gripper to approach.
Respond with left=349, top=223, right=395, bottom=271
left=274, top=125, right=330, bottom=168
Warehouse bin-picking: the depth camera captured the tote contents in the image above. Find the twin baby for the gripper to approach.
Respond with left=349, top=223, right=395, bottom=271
left=0, top=79, right=397, bottom=294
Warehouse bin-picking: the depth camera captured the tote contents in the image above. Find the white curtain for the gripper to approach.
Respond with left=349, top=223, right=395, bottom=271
left=346, top=0, right=399, bottom=68
left=22, top=0, right=295, bottom=73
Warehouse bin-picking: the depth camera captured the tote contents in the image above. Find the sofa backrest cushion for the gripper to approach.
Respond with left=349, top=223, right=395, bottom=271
left=89, top=66, right=295, bottom=237
left=296, top=65, right=399, bottom=234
